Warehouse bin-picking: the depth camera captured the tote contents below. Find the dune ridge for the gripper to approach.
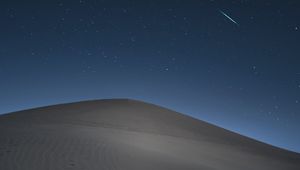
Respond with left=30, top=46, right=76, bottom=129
left=0, top=99, right=299, bottom=170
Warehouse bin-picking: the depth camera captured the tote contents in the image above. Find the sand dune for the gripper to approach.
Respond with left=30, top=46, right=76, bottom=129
left=0, top=99, right=299, bottom=170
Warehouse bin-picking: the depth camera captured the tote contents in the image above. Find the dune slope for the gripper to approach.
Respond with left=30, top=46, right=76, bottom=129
left=0, top=99, right=299, bottom=170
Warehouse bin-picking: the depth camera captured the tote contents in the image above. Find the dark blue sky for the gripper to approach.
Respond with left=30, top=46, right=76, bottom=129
left=1, top=0, right=300, bottom=152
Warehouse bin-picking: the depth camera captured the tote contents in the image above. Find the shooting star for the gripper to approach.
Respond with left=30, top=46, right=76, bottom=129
left=219, top=10, right=239, bottom=26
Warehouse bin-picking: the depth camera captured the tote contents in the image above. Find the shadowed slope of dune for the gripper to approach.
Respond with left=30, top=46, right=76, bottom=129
left=0, top=99, right=299, bottom=170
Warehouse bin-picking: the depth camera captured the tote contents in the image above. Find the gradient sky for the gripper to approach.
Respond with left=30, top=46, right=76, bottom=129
left=1, top=1, right=300, bottom=152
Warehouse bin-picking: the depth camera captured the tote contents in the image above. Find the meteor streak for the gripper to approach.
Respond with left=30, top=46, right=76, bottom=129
left=219, top=10, right=239, bottom=26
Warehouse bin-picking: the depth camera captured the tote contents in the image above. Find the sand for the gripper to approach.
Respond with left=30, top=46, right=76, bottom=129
left=0, top=99, right=299, bottom=170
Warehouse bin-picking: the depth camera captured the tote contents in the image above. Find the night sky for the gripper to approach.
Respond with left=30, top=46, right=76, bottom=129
left=1, top=1, right=300, bottom=152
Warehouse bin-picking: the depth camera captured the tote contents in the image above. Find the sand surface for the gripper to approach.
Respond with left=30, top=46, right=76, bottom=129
left=0, top=99, right=299, bottom=170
